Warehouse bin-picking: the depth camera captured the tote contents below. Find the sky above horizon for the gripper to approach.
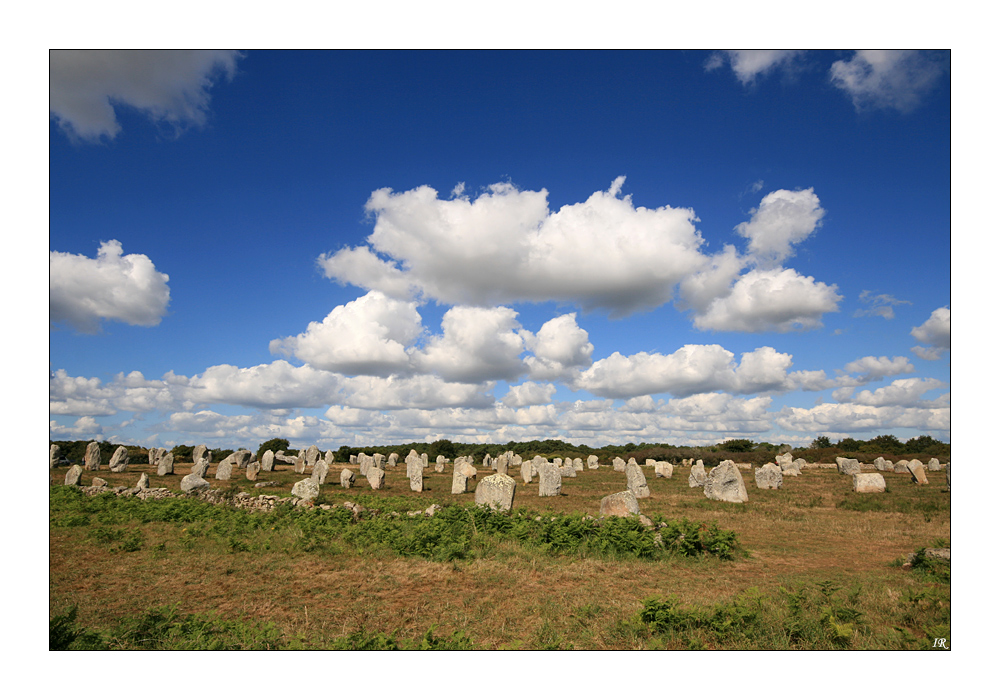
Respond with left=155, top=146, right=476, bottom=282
left=48, top=49, right=951, bottom=451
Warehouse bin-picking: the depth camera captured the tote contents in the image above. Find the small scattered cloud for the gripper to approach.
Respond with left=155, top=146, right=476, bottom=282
left=735, top=188, right=825, bottom=266
left=50, top=240, right=171, bottom=333
left=830, top=50, right=948, bottom=113
left=705, top=50, right=806, bottom=85
left=50, top=50, right=241, bottom=142
left=854, top=290, right=911, bottom=320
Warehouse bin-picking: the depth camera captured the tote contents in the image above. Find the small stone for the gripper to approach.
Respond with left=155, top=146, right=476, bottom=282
left=613, top=457, right=626, bottom=472
left=215, top=455, right=234, bottom=481
left=340, top=469, right=355, bottom=488
left=136, top=473, right=150, bottom=490
left=893, top=459, right=911, bottom=474
left=91, top=477, right=108, bottom=488
left=600, top=491, right=640, bottom=517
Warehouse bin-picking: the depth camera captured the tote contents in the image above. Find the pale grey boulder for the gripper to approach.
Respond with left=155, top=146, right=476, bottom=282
left=215, top=455, right=235, bottom=481
left=907, top=460, right=929, bottom=485
left=688, top=461, right=707, bottom=488
left=305, top=445, right=320, bottom=466
left=157, top=453, right=175, bottom=476
left=755, top=463, right=783, bottom=489
left=852, top=473, right=886, bottom=493
left=587, top=455, right=599, bottom=469
left=340, top=468, right=355, bottom=488
left=626, top=462, right=650, bottom=498
left=349, top=454, right=357, bottom=464
left=873, top=456, right=891, bottom=472
left=612, top=457, right=626, bottom=472
left=600, top=491, right=640, bottom=517
left=474, top=473, right=516, bottom=511
left=148, top=448, right=157, bottom=465
left=387, top=452, right=398, bottom=467
left=136, top=472, right=150, bottom=490
left=50, top=444, right=61, bottom=469
left=704, top=461, right=748, bottom=503
left=927, top=457, right=941, bottom=471
left=109, top=445, right=129, bottom=472
left=292, top=478, right=320, bottom=501
left=192, top=445, right=208, bottom=466
left=91, top=477, right=108, bottom=488
left=421, top=453, right=429, bottom=468
left=181, top=473, right=210, bottom=493
left=191, top=458, right=209, bottom=479
left=326, top=449, right=337, bottom=464
left=65, top=465, right=83, bottom=486
left=559, top=464, right=577, bottom=478
left=261, top=450, right=275, bottom=472
left=520, top=460, right=533, bottom=484
left=374, top=453, right=385, bottom=470
left=409, top=467, right=423, bottom=492
left=232, top=450, right=252, bottom=471
left=451, top=463, right=476, bottom=494
left=366, top=465, right=385, bottom=489
left=85, top=442, right=101, bottom=471
left=893, top=459, right=911, bottom=474
left=574, top=458, right=584, bottom=472
left=310, top=459, right=329, bottom=485
left=775, top=452, right=794, bottom=470
left=495, top=452, right=508, bottom=475
left=538, top=463, right=561, bottom=497
left=654, top=461, right=673, bottom=479
left=836, top=457, right=861, bottom=475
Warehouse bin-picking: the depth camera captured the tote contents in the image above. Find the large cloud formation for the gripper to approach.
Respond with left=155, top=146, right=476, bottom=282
left=830, top=50, right=948, bottom=113
left=50, top=50, right=241, bottom=141
left=50, top=240, right=171, bottom=333
left=910, top=306, right=950, bottom=360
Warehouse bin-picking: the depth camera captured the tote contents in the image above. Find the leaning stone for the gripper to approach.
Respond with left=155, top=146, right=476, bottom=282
left=538, top=463, right=562, bottom=497
left=64, top=465, right=83, bottom=486
left=754, top=463, right=783, bottom=490
left=192, top=445, right=208, bottom=465
left=215, top=456, right=234, bottom=481
left=907, top=460, right=929, bottom=485
left=836, top=457, right=861, bottom=475
left=157, top=453, right=175, bottom=476
left=852, top=473, right=886, bottom=493
left=247, top=461, right=262, bottom=482
left=292, top=478, right=320, bottom=501
left=475, top=473, right=516, bottom=511
left=261, top=450, right=275, bottom=472
left=136, top=472, right=150, bottom=490
left=688, top=462, right=707, bottom=488
left=654, top=461, right=674, bottom=479
left=704, top=461, right=749, bottom=503
left=612, top=457, right=626, bottom=472
left=191, top=458, right=209, bottom=479
left=181, top=474, right=211, bottom=493
left=587, top=455, right=599, bottom=470
left=340, top=468, right=355, bottom=488
left=626, top=462, right=650, bottom=498
left=305, top=445, right=320, bottom=466
left=600, top=491, right=640, bottom=517
left=108, top=445, right=129, bottom=472
left=85, top=442, right=101, bottom=471
left=366, top=466, right=385, bottom=490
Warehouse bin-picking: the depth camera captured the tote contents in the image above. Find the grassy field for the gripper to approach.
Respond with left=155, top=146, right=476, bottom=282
left=49, top=460, right=950, bottom=650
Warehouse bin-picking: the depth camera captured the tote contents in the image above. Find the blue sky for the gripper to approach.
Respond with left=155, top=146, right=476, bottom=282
left=48, top=50, right=951, bottom=450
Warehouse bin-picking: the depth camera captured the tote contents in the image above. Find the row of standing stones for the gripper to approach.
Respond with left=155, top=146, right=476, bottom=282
left=53, top=443, right=949, bottom=520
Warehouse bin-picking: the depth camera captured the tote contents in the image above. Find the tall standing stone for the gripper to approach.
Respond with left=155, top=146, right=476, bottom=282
left=366, top=465, right=385, bottom=489
left=421, top=453, right=429, bottom=468
left=310, top=459, right=329, bottom=485
left=192, top=458, right=210, bottom=478
left=374, top=453, right=385, bottom=470
left=50, top=444, right=61, bottom=469
left=520, top=460, right=533, bottom=484
left=293, top=455, right=306, bottom=475
left=359, top=454, right=374, bottom=477
left=349, top=454, right=357, bottom=465
left=109, top=446, right=129, bottom=472
left=626, top=462, right=650, bottom=498
left=304, top=445, right=320, bottom=466
left=246, top=461, right=261, bottom=481
left=451, top=463, right=477, bottom=494
left=261, top=450, right=275, bottom=472
left=600, top=491, right=640, bottom=517
left=157, top=453, right=175, bottom=476
left=754, top=463, right=783, bottom=489
left=531, top=455, right=545, bottom=478
left=495, top=452, right=509, bottom=475
left=538, top=463, right=562, bottom=497
left=85, top=442, right=101, bottom=471
left=688, top=461, right=707, bottom=488
left=148, top=448, right=157, bottom=465
left=475, top=473, right=516, bottom=511
left=192, top=445, right=208, bottom=465
left=510, top=454, right=522, bottom=468
left=215, top=455, right=235, bottom=481
left=64, top=465, right=83, bottom=486
left=704, top=461, right=748, bottom=503
left=409, top=465, right=423, bottom=493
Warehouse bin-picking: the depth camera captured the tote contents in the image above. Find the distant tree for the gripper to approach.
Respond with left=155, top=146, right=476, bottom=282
left=335, top=446, right=353, bottom=463
left=256, top=438, right=290, bottom=461
left=431, top=439, right=456, bottom=460
left=836, top=437, right=862, bottom=451
left=863, top=434, right=905, bottom=454
left=718, top=439, right=755, bottom=453
left=905, top=435, right=942, bottom=453
left=810, top=436, right=831, bottom=449
left=171, top=444, right=194, bottom=462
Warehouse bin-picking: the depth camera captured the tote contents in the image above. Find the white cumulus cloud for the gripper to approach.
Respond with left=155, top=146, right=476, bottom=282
left=50, top=50, right=241, bottom=141
left=50, top=240, right=171, bottom=333
left=910, top=306, right=950, bottom=359
left=830, top=50, right=948, bottom=113
left=735, top=188, right=825, bottom=266
left=705, top=50, right=806, bottom=84
left=413, top=306, right=528, bottom=383
left=523, top=313, right=594, bottom=381
left=501, top=382, right=557, bottom=407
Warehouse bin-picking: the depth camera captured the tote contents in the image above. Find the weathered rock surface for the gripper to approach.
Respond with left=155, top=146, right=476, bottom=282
left=600, top=491, right=640, bottom=517
left=613, top=457, right=626, bottom=472
left=475, top=473, right=516, bottom=511
left=305, top=445, right=320, bottom=466
left=215, top=455, right=235, bottom=481
left=704, top=461, right=748, bottom=503
left=366, top=465, right=385, bottom=490
left=157, top=453, right=175, bottom=476
left=91, top=477, right=108, bottom=488
left=340, top=468, right=355, bottom=488
left=873, top=456, right=891, bottom=472
left=292, top=478, right=320, bottom=501
left=520, top=460, right=533, bottom=484
left=538, top=463, right=561, bottom=497
left=136, top=472, right=150, bottom=490
left=775, top=452, right=794, bottom=470
left=836, top=457, right=861, bottom=475
left=894, top=460, right=911, bottom=474
left=109, top=445, right=129, bottom=472
left=755, top=463, right=783, bottom=489
left=246, top=461, right=261, bottom=481
left=85, top=442, right=101, bottom=471
left=181, top=473, right=211, bottom=493
left=261, top=450, right=275, bottom=472
left=191, top=458, right=209, bottom=479
left=50, top=444, right=61, bottom=469
left=587, top=455, right=599, bottom=469
left=65, top=465, right=83, bottom=486
left=688, top=461, right=707, bottom=488
left=907, top=460, right=929, bottom=485
left=852, top=473, right=886, bottom=493
left=927, top=458, right=941, bottom=471
left=654, top=461, right=674, bottom=479
left=310, top=459, right=329, bottom=485
left=626, top=462, right=650, bottom=498
left=192, top=445, right=208, bottom=465
left=409, top=465, right=423, bottom=493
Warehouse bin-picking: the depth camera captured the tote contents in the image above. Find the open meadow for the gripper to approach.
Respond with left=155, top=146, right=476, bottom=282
left=48, top=456, right=950, bottom=651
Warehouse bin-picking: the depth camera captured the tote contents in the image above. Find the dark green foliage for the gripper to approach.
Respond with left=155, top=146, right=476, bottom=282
left=717, top=439, right=755, bottom=453
left=836, top=437, right=862, bottom=451
left=50, top=606, right=108, bottom=650
left=811, top=436, right=831, bottom=449
left=256, top=438, right=290, bottom=461
left=861, top=434, right=905, bottom=454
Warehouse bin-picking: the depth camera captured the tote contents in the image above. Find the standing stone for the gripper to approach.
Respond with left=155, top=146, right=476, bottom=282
left=136, top=472, right=149, bottom=490
left=654, top=461, right=674, bottom=479
left=192, top=445, right=208, bottom=465
left=215, top=456, right=234, bottom=481
left=574, top=458, right=584, bottom=472
left=495, top=453, right=509, bottom=475
left=587, top=455, right=599, bottom=469
left=421, top=453, right=429, bottom=468
left=893, top=459, right=911, bottom=474
left=387, top=452, right=399, bottom=467
left=366, top=465, right=385, bottom=490
left=775, top=452, right=794, bottom=470
left=232, top=450, right=252, bottom=471
left=358, top=454, right=372, bottom=477
left=84, top=442, right=101, bottom=471
left=304, top=445, right=320, bottom=467
left=853, top=473, right=886, bottom=493
left=340, top=468, right=356, bottom=488
left=181, top=473, right=210, bottom=493
left=510, top=454, right=522, bottom=468
left=349, top=454, right=357, bottom=465
left=451, top=463, right=477, bottom=494
left=326, top=450, right=336, bottom=464
left=612, top=457, right=626, bottom=472
left=645, top=459, right=656, bottom=467
left=247, top=461, right=262, bottom=481
left=626, top=462, right=650, bottom=498
left=109, top=446, right=129, bottom=472
left=292, top=478, right=320, bottom=501
left=538, top=463, right=562, bottom=497
left=50, top=444, right=61, bottom=469
left=409, top=465, right=423, bottom=493
left=754, top=463, right=783, bottom=489
left=688, top=461, right=707, bottom=488
left=600, top=491, right=640, bottom=517
left=64, top=465, right=83, bottom=486
left=261, top=450, right=275, bottom=472
left=520, top=459, right=533, bottom=484
left=483, top=454, right=494, bottom=470
left=927, top=458, right=941, bottom=471
left=553, top=458, right=563, bottom=468
left=292, top=455, right=306, bottom=475
left=148, top=448, right=157, bottom=465
left=475, top=473, right=516, bottom=511
left=374, top=453, right=385, bottom=470
left=907, top=460, right=929, bottom=485
left=836, top=457, right=861, bottom=475
left=873, top=456, right=891, bottom=472
left=704, top=461, right=749, bottom=503
left=436, top=455, right=446, bottom=468
left=157, top=453, right=175, bottom=476
left=191, top=458, right=210, bottom=479
left=531, top=455, right=545, bottom=478
left=310, top=459, right=329, bottom=485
